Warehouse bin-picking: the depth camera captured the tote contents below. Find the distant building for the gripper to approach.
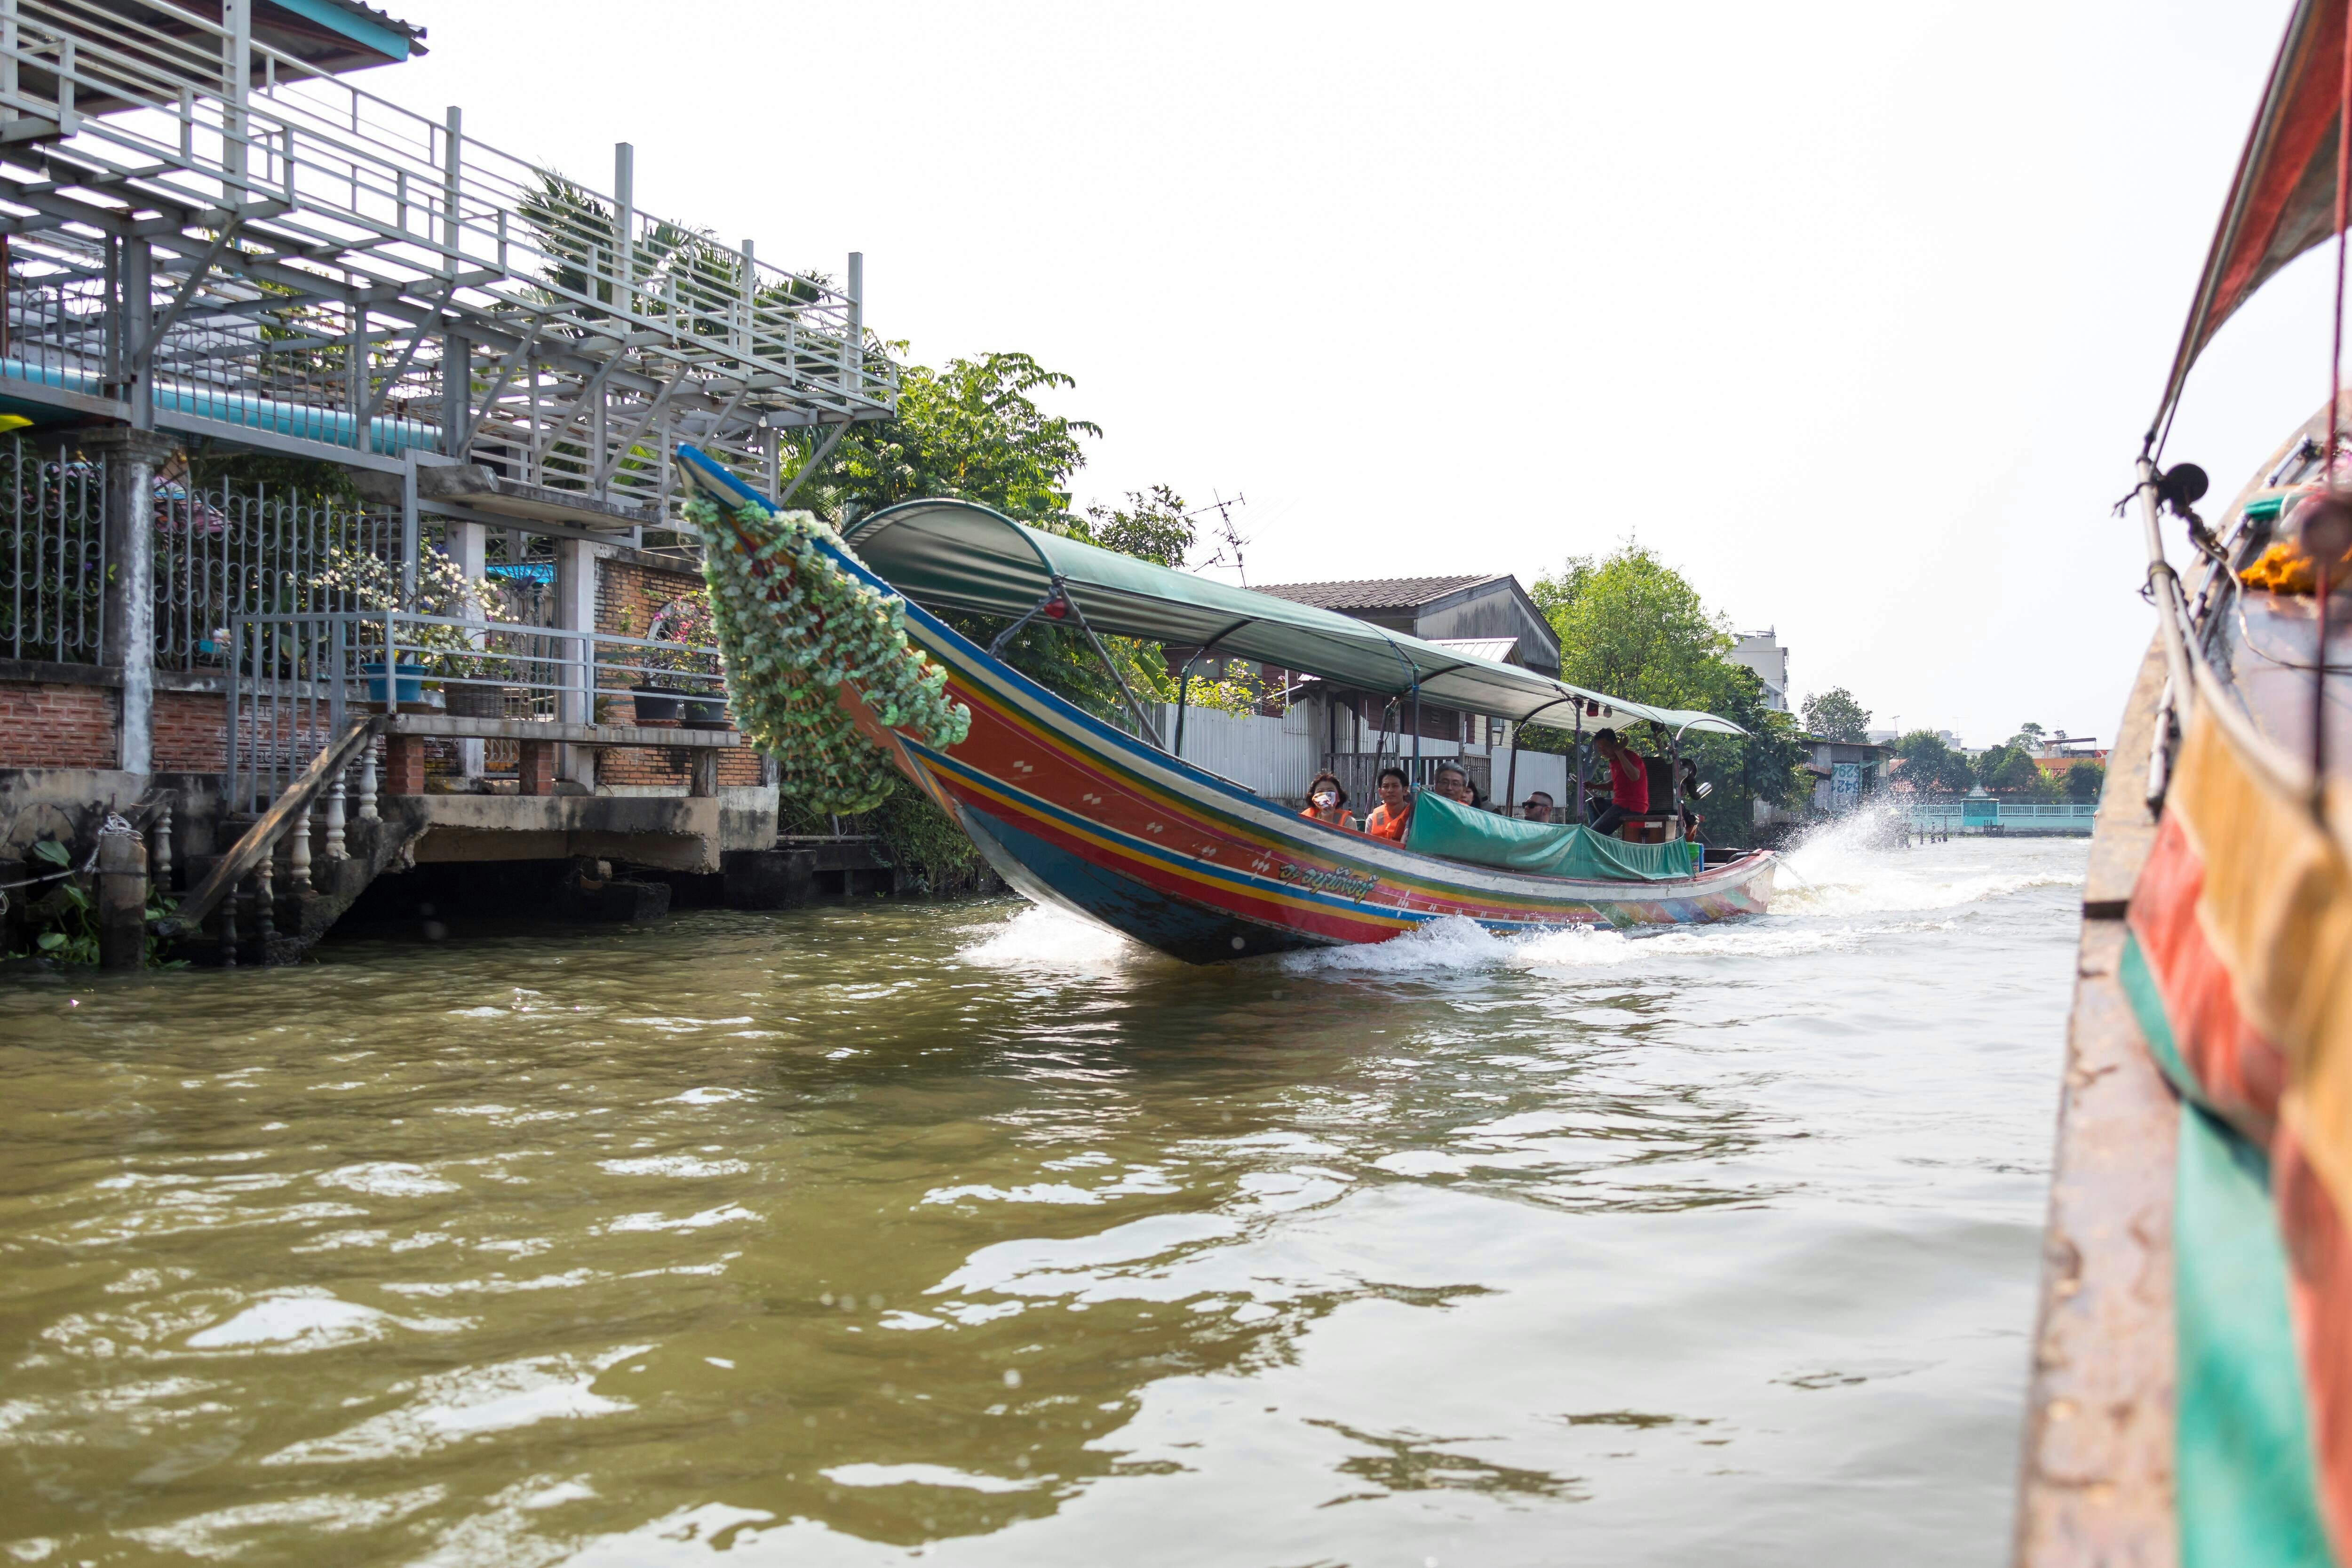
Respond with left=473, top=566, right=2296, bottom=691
left=1729, top=629, right=1790, bottom=711
left=1869, top=725, right=1964, bottom=749
left=1800, top=738, right=1892, bottom=817
left=2033, top=732, right=2108, bottom=776
left=1253, top=575, right=1561, bottom=672
left=1180, top=574, right=1562, bottom=762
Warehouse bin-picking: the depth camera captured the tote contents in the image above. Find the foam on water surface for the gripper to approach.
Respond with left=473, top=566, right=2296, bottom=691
left=954, top=820, right=2086, bottom=980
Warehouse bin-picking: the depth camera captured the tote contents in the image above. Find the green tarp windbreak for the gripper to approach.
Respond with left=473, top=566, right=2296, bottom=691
left=1403, top=788, right=1697, bottom=882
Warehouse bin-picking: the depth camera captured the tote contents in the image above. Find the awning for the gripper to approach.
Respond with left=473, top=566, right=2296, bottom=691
left=1429, top=636, right=1522, bottom=664
left=837, top=497, right=1746, bottom=735
left=2157, top=0, right=2348, bottom=432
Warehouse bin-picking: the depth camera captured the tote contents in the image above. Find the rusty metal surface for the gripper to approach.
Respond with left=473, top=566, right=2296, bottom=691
left=2014, top=635, right=2177, bottom=1567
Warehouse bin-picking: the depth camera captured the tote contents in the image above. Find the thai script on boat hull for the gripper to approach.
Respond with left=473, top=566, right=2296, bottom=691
left=1277, top=862, right=1380, bottom=902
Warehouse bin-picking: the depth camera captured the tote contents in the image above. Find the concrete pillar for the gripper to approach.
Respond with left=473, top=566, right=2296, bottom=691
left=96, top=827, right=147, bottom=971
left=553, top=536, right=599, bottom=784
left=84, top=427, right=177, bottom=778
left=448, top=519, right=487, bottom=777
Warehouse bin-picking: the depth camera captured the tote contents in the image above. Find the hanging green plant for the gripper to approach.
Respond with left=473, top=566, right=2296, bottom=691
left=685, top=494, right=970, bottom=814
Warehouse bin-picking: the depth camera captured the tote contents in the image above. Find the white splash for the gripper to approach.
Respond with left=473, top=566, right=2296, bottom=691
left=958, top=904, right=1152, bottom=971
left=1772, top=819, right=2085, bottom=918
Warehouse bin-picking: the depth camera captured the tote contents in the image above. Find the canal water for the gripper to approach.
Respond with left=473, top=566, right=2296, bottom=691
left=0, top=830, right=2085, bottom=1567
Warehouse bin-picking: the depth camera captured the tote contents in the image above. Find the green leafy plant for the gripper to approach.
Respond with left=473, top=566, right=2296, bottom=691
left=8, top=837, right=183, bottom=968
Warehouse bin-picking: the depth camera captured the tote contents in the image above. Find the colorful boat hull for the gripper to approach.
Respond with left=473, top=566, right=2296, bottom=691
left=680, top=451, right=1775, bottom=962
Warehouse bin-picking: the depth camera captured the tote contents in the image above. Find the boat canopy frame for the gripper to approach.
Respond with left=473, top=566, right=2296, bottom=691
left=837, top=496, right=1746, bottom=739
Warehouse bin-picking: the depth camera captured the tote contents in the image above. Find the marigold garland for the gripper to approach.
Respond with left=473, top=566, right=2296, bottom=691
left=686, top=494, right=970, bottom=814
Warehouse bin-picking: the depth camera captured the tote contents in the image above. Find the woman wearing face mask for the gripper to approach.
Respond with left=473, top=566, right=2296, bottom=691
left=1300, top=771, right=1357, bottom=832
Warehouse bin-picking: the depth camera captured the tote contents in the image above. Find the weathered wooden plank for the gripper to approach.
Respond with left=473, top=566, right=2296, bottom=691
left=2083, top=636, right=2167, bottom=919
left=2015, top=630, right=2177, bottom=1567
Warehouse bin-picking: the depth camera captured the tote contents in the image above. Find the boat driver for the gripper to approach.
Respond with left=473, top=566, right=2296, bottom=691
left=1589, top=728, right=1648, bottom=837
left=1364, top=766, right=1414, bottom=842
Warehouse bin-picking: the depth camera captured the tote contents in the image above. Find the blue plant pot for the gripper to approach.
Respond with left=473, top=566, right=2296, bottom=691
left=360, top=661, right=426, bottom=704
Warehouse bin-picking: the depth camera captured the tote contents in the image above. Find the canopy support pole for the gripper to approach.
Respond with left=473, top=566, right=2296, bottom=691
left=1411, top=685, right=1421, bottom=776
left=1504, top=721, right=1517, bottom=818
left=987, top=585, right=1066, bottom=658
left=1502, top=694, right=1585, bottom=820
left=1060, top=590, right=1167, bottom=751
left=1575, top=706, right=1587, bottom=823
left=1173, top=616, right=1255, bottom=758
left=983, top=577, right=1166, bottom=750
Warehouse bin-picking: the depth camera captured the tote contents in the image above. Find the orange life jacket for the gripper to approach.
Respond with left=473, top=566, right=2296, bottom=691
left=1364, top=802, right=1410, bottom=842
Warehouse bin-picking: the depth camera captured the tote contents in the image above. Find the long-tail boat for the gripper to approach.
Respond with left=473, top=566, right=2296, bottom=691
left=2019, top=5, right=2352, bottom=1562
left=673, top=446, right=1773, bottom=963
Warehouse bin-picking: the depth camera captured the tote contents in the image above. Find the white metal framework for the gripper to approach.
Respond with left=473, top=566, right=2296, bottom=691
left=0, top=0, right=893, bottom=529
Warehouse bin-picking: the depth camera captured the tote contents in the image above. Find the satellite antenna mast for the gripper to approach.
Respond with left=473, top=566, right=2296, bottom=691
left=1186, top=491, right=1250, bottom=584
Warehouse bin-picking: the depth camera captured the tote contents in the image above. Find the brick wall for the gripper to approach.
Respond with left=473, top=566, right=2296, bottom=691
left=598, top=557, right=704, bottom=644
left=0, top=682, right=115, bottom=767
left=595, top=554, right=760, bottom=786
left=154, top=691, right=227, bottom=772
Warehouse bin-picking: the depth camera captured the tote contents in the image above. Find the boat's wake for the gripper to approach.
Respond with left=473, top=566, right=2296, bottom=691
left=953, top=831, right=2084, bottom=980
left=1772, top=815, right=2083, bottom=919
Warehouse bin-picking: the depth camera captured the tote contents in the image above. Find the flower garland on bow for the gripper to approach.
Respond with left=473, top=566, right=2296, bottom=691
left=685, top=494, right=969, bottom=813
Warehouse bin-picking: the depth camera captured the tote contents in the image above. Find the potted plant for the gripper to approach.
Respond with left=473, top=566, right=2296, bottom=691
left=310, top=546, right=500, bottom=709
left=641, top=592, right=728, bottom=729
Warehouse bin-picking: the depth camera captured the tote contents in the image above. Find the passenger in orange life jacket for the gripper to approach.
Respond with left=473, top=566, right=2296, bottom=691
left=1363, top=767, right=1414, bottom=842
left=1300, top=771, right=1357, bottom=833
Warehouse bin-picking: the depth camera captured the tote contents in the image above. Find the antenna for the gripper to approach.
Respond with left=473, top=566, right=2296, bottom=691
left=1185, top=491, right=1250, bottom=584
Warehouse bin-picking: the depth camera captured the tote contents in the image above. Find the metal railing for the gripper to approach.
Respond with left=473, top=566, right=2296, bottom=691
left=1896, top=799, right=2099, bottom=832
left=0, top=431, right=405, bottom=668
left=0, top=434, right=100, bottom=660
left=0, top=0, right=895, bottom=512
left=223, top=607, right=725, bottom=810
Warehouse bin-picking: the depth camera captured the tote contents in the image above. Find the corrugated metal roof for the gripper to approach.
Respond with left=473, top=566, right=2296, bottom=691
left=1429, top=637, right=1520, bottom=664
left=1252, top=575, right=1502, bottom=613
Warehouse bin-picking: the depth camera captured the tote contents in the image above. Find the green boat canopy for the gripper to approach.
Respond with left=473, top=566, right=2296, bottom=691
left=840, top=499, right=1746, bottom=736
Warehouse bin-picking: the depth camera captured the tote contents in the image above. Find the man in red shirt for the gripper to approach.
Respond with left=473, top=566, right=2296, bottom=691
left=1589, top=728, right=1647, bottom=837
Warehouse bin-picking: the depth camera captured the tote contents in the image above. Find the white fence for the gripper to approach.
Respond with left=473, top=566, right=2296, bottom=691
left=1155, top=703, right=1321, bottom=801
left=1897, top=800, right=2099, bottom=836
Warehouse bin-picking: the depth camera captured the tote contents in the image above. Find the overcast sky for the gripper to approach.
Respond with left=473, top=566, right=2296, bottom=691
left=386, top=2, right=2327, bottom=748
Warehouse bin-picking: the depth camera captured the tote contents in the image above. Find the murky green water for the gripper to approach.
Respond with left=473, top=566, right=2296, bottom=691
left=0, top=831, right=2085, bottom=1566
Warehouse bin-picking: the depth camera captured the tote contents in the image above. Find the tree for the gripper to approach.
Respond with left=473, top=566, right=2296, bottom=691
left=1086, top=484, right=1194, bottom=568
left=1529, top=544, right=1810, bottom=844
left=1535, top=546, right=1731, bottom=707
left=1802, top=686, right=1871, bottom=743
left=1891, top=730, right=1974, bottom=796
left=2064, top=761, right=2107, bottom=803
left=2010, top=722, right=2048, bottom=753
left=1975, top=744, right=2045, bottom=794
left=808, top=350, right=1103, bottom=529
